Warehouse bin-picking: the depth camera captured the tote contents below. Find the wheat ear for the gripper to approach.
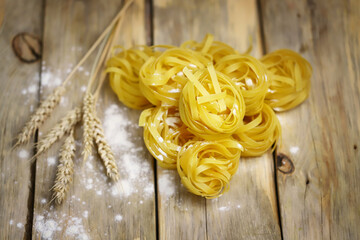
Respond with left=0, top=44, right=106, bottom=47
left=36, top=107, right=81, bottom=156
left=82, top=93, right=96, bottom=160
left=15, top=86, right=65, bottom=146
left=93, top=113, right=119, bottom=181
left=52, top=128, right=75, bottom=204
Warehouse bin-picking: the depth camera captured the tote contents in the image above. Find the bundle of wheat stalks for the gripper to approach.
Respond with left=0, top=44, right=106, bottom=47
left=14, top=0, right=134, bottom=204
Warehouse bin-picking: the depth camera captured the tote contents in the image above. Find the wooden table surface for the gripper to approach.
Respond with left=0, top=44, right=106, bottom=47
left=0, top=0, right=359, bottom=239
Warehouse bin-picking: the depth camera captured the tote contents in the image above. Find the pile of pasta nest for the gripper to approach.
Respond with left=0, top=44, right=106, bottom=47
left=106, top=34, right=312, bottom=198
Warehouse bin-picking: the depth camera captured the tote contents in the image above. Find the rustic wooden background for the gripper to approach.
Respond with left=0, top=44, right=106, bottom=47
left=0, top=0, right=359, bottom=239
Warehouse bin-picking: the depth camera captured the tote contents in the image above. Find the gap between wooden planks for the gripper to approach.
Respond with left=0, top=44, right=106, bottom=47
left=260, top=0, right=360, bottom=239
left=0, top=0, right=43, bottom=239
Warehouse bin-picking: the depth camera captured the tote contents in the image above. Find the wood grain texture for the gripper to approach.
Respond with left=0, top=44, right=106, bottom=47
left=32, top=0, right=156, bottom=239
left=153, top=0, right=281, bottom=239
left=0, top=0, right=4, bottom=30
left=0, top=0, right=42, bottom=239
left=260, top=0, right=360, bottom=239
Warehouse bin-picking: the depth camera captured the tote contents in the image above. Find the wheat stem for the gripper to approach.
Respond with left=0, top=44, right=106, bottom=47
left=52, top=128, right=75, bottom=204
left=36, top=107, right=81, bottom=156
left=94, top=3, right=127, bottom=100
left=15, top=86, right=65, bottom=146
left=62, top=0, right=135, bottom=87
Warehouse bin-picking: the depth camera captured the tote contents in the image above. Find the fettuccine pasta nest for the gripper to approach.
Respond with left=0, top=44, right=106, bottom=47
left=106, top=34, right=312, bottom=198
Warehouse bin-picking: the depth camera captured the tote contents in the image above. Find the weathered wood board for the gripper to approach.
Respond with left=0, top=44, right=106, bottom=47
left=261, top=0, right=360, bottom=239
left=0, top=0, right=42, bottom=239
left=0, top=0, right=359, bottom=239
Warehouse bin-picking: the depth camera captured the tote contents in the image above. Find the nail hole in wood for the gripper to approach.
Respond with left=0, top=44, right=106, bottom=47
left=277, top=153, right=295, bottom=174
left=12, top=32, right=42, bottom=63
left=306, top=179, right=310, bottom=185
left=354, top=144, right=357, bottom=150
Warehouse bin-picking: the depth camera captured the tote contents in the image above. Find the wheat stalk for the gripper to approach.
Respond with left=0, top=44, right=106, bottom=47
left=93, top=114, right=119, bottom=181
left=52, top=128, right=75, bottom=204
left=15, top=86, right=65, bottom=146
left=36, top=107, right=81, bottom=156
left=82, top=93, right=96, bottom=160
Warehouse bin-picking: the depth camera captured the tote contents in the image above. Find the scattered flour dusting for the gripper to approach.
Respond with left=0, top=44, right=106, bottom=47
left=9, top=220, right=14, bottom=225
left=218, top=206, right=231, bottom=211
left=28, top=84, right=37, bottom=93
left=114, top=215, right=123, bottom=222
left=18, top=149, right=29, bottom=159
left=78, top=104, right=154, bottom=200
left=47, top=157, right=56, bottom=166
left=41, top=71, right=62, bottom=87
left=35, top=216, right=58, bottom=239
left=82, top=211, right=88, bottom=218
left=290, top=146, right=299, bottom=154
left=111, top=180, right=133, bottom=197
left=85, top=178, right=93, bottom=190
left=213, top=200, right=241, bottom=212
left=21, top=84, right=38, bottom=95
left=158, top=170, right=176, bottom=201
left=41, top=198, right=47, bottom=204
left=104, top=104, right=134, bottom=150
left=65, top=217, right=88, bottom=240
left=35, top=213, right=89, bottom=240
left=80, top=86, right=87, bottom=92
left=17, top=223, right=24, bottom=228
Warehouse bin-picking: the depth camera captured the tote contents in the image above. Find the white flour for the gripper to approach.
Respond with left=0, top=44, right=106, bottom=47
left=18, top=149, right=29, bottom=159
left=103, top=104, right=134, bottom=150
left=47, top=157, right=56, bottom=166
left=158, top=170, right=176, bottom=202
left=35, top=212, right=89, bottom=240
left=114, top=215, right=123, bottom=222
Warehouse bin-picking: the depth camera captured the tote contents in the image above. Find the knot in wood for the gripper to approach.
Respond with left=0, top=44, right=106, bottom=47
left=277, top=153, right=295, bottom=174
left=12, top=32, right=42, bottom=63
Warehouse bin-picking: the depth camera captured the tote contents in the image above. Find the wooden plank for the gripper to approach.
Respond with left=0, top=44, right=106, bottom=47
left=153, top=0, right=281, bottom=239
left=0, top=0, right=43, bottom=239
left=0, top=0, right=4, bottom=29
left=32, top=0, right=156, bottom=239
left=260, top=0, right=360, bottom=239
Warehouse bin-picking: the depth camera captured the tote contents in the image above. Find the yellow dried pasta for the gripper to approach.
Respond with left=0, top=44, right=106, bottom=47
left=139, top=48, right=210, bottom=106
left=177, top=139, right=243, bottom=198
left=215, top=54, right=269, bottom=116
left=179, top=64, right=245, bottom=140
left=139, top=106, right=195, bottom=169
left=181, top=34, right=239, bottom=63
left=232, top=104, right=281, bottom=157
left=107, top=34, right=311, bottom=199
left=261, top=49, right=312, bottom=111
left=106, top=46, right=157, bottom=109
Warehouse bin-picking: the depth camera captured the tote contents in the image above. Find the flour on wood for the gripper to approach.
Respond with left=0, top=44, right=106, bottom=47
left=158, top=170, right=176, bottom=202
left=35, top=212, right=89, bottom=240
left=18, top=149, right=29, bottom=159
left=114, top=215, right=123, bottom=222
left=47, top=156, right=56, bottom=166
